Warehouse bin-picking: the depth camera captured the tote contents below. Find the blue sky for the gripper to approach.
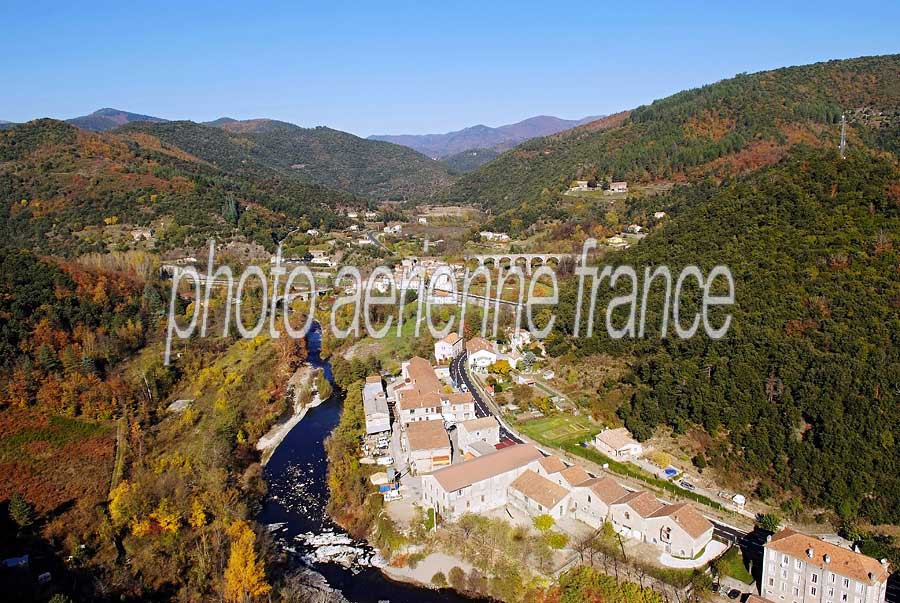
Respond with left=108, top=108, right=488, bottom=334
left=2, top=1, right=898, bottom=137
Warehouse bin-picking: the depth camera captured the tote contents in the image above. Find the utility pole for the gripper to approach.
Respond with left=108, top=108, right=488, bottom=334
left=840, top=113, right=847, bottom=159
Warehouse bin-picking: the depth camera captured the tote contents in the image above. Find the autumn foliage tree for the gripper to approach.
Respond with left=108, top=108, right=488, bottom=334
left=224, top=520, right=271, bottom=603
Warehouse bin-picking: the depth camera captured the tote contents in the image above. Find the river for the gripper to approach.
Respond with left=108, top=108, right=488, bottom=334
left=257, top=324, right=478, bottom=603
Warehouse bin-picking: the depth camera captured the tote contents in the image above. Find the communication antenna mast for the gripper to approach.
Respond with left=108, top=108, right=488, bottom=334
left=839, top=113, right=847, bottom=159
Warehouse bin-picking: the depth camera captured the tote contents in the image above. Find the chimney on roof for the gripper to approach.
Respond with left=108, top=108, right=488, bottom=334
left=824, top=554, right=831, bottom=564
left=881, top=559, right=888, bottom=566
left=766, top=535, right=772, bottom=543
left=807, top=548, right=814, bottom=559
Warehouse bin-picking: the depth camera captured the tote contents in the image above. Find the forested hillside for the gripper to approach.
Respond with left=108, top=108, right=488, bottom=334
left=0, top=119, right=356, bottom=255
left=128, top=118, right=454, bottom=202
left=547, top=147, right=900, bottom=524
left=444, top=55, right=900, bottom=233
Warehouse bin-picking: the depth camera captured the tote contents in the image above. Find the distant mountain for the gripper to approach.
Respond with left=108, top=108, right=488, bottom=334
left=369, top=114, right=604, bottom=158
left=127, top=118, right=453, bottom=202
left=0, top=120, right=15, bottom=130
left=440, top=147, right=500, bottom=173
left=67, top=107, right=167, bottom=131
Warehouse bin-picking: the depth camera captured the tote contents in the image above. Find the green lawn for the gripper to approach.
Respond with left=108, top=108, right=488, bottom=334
left=514, top=414, right=600, bottom=447
left=718, top=546, right=754, bottom=584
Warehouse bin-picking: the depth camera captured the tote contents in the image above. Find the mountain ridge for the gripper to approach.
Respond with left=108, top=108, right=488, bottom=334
left=369, top=114, right=604, bottom=158
left=443, top=54, right=900, bottom=233
left=121, top=118, right=454, bottom=202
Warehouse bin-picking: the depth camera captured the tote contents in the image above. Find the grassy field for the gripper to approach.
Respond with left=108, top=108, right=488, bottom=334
left=515, top=413, right=600, bottom=447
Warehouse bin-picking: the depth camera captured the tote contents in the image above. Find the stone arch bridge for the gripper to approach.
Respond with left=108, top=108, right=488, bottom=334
left=468, top=253, right=576, bottom=274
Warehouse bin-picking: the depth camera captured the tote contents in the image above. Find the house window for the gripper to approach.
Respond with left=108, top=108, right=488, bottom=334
left=782, top=554, right=789, bottom=565
left=782, top=569, right=788, bottom=579
left=830, top=574, right=836, bottom=584
left=841, top=595, right=847, bottom=602
left=811, top=587, right=817, bottom=596
left=812, top=574, right=819, bottom=584
left=625, top=511, right=630, bottom=520
left=588, top=495, right=591, bottom=503
left=769, top=578, right=775, bottom=587
left=796, top=560, right=803, bottom=570
left=843, top=579, right=849, bottom=589
left=828, top=588, right=834, bottom=597
left=794, top=587, right=800, bottom=596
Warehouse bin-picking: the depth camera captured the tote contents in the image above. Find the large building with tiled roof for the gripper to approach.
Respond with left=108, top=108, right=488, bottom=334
left=418, top=442, right=714, bottom=557
left=391, top=357, right=475, bottom=426
left=402, top=419, right=451, bottom=473
left=762, top=529, right=890, bottom=603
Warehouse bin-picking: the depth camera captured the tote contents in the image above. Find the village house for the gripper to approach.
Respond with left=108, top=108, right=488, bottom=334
left=570, top=476, right=630, bottom=528
left=456, top=416, right=500, bottom=456
left=363, top=375, right=390, bottom=435
left=418, top=217, right=428, bottom=224
left=434, top=332, right=463, bottom=363
left=347, top=211, right=359, bottom=219
left=420, top=444, right=544, bottom=520
left=306, top=228, right=320, bottom=236
left=403, top=419, right=451, bottom=474
left=593, top=427, right=644, bottom=460
left=384, top=223, right=402, bottom=235
left=609, top=490, right=665, bottom=541
left=609, top=181, right=628, bottom=193
left=645, top=503, right=714, bottom=558
left=508, top=469, right=571, bottom=519
left=762, top=528, right=890, bottom=603
left=365, top=211, right=378, bottom=221
left=466, top=337, right=497, bottom=372
left=653, top=211, right=668, bottom=220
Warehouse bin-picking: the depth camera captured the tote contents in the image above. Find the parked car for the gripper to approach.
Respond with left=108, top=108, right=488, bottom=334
left=679, top=479, right=696, bottom=491
left=376, top=456, right=394, bottom=466
left=727, top=589, right=741, bottom=600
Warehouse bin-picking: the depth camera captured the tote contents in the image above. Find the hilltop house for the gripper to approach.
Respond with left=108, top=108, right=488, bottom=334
left=479, top=231, right=510, bottom=243
left=609, top=181, right=628, bottom=193
left=762, top=529, right=890, bottom=603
